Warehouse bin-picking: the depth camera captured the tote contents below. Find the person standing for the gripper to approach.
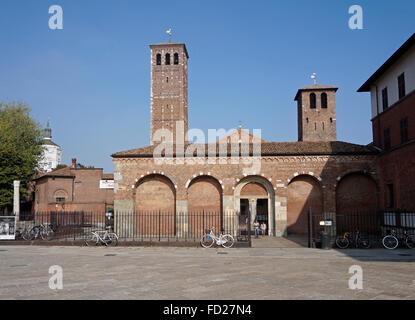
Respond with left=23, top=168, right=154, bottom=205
left=260, top=222, right=267, bottom=237
left=253, top=220, right=260, bottom=238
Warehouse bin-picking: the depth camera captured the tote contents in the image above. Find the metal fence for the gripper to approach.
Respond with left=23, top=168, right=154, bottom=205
left=15, top=211, right=251, bottom=245
left=309, top=210, right=415, bottom=247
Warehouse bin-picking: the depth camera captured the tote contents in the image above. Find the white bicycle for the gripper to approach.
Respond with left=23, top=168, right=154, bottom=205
left=85, top=230, right=118, bottom=247
left=200, top=227, right=234, bottom=248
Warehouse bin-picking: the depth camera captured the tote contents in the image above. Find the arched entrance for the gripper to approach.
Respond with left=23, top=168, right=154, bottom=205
left=234, top=176, right=275, bottom=236
left=134, top=174, right=176, bottom=236
left=187, top=176, right=222, bottom=236
left=336, top=172, right=378, bottom=234
left=287, top=175, right=323, bottom=234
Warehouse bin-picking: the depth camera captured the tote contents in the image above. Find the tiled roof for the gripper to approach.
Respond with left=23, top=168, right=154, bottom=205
left=102, top=173, right=114, bottom=180
left=42, top=139, right=60, bottom=148
left=294, top=84, right=339, bottom=101
left=34, top=166, right=74, bottom=180
left=112, top=141, right=377, bottom=158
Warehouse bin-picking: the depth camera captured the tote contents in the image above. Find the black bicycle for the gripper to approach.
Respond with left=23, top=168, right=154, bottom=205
left=336, top=230, right=371, bottom=249
left=23, top=223, right=54, bottom=241
left=382, top=229, right=415, bottom=250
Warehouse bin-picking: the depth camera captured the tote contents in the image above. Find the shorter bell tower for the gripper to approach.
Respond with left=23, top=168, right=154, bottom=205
left=294, top=84, right=338, bottom=142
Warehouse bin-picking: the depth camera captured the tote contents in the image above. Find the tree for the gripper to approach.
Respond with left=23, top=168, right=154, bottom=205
left=0, top=102, right=43, bottom=213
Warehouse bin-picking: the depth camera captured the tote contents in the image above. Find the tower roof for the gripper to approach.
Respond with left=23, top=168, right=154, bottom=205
left=294, top=84, right=338, bottom=101
left=150, top=42, right=189, bottom=58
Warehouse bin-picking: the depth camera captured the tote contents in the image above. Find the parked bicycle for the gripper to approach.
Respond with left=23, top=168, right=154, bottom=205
left=335, top=230, right=371, bottom=249
left=85, top=230, right=118, bottom=247
left=22, top=223, right=54, bottom=241
left=382, top=229, right=415, bottom=250
left=200, top=227, right=234, bottom=248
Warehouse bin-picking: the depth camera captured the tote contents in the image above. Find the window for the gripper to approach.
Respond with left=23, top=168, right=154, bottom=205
left=165, top=53, right=170, bottom=65
left=310, top=93, right=316, bottom=109
left=55, top=197, right=66, bottom=203
left=386, top=184, right=395, bottom=208
left=174, top=53, right=179, bottom=65
left=398, top=73, right=406, bottom=99
left=156, top=54, right=161, bottom=65
left=322, top=122, right=325, bottom=130
left=382, top=87, right=388, bottom=111
left=400, top=117, right=408, bottom=143
left=384, top=128, right=391, bottom=150
left=321, top=93, right=327, bottom=108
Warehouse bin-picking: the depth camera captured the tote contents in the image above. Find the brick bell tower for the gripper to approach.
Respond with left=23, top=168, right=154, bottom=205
left=150, top=42, right=189, bottom=145
left=294, top=84, right=338, bottom=142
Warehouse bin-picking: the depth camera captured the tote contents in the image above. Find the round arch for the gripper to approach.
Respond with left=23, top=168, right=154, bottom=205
left=287, top=174, right=323, bottom=235
left=234, top=175, right=276, bottom=236
left=133, top=173, right=176, bottom=236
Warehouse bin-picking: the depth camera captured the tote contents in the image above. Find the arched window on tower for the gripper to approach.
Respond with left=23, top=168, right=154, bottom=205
left=156, top=54, right=161, bottom=65
left=310, top=93, right=316, bottom=109
left=174, top=53, right=179, bottom=65
left=165, top=53, right=171, bottom=65
left=321, top=93, right=328, bottom=109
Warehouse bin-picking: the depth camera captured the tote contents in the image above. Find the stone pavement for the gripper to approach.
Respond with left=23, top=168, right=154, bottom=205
left=1, top=245, right=415, bottom=300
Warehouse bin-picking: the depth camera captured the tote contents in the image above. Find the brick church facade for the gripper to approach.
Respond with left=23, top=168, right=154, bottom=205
left=112, top=41, right=379, bottom=237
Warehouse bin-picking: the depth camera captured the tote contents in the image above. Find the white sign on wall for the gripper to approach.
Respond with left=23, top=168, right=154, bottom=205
left=0, top=216, right=16, bottom=240
left=100, top=180, right=114, bottom=189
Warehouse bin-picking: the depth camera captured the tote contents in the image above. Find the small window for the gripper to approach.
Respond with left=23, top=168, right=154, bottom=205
left=400, top=117, right=408, bottom=144
left=166, top=77, right=169, bottom=83
left=330, top=117, right=333, bottom=123
left=165, top=53, right=170, bottom=65
left=314, top=122, right=317, bottom=130
left=384, top=127, right=391, bottom=150
left=398, top=73, right=406, bottom=100
left=322, top=122, right=325, bottom=130
left=310, top=93, right=316, bottom=109
left=174, top=53, right=179, bottom=65
left=156, top=54, right=161, bottom=65
left=55, top=197, right=66, bottom=203
left=321, top=93, right=327, bottom=108
left=306, top=117, right=309, bottom=124
left=382, top=87, right=388, bottom=111
left=386, top=184, right=395, bottom=208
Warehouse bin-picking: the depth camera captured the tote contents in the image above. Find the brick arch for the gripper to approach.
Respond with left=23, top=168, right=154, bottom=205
left=134, top=174, right=176, bottom=236
left=53, top=189, right=69, bottom=199
left=234, top=175, right=276, bottom=236
left=187, top=175, right=223, bottom=236
left=287, top=175, right=323, bottom=235
left=335, top=171, right=378, bottom=215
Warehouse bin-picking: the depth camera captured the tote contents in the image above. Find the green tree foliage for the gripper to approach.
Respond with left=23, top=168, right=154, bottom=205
left=0, top=102, right=43, bottom=210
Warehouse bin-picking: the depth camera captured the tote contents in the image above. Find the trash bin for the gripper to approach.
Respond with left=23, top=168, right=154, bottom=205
left=320, top=231, right=331, bottom=250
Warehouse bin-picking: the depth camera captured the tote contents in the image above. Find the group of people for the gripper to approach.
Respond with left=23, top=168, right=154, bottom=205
left=253, top=220, right=267, bottom=238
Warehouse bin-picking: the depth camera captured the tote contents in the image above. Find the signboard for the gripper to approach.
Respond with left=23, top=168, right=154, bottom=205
left=100, top=180, right=114, bottom=189
left=319, top=220, right=333, bottom=226
left=0, top=216, right=16, bottom=240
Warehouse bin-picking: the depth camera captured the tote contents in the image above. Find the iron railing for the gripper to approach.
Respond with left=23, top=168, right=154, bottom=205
left=15, top=211, right=251, bottom=245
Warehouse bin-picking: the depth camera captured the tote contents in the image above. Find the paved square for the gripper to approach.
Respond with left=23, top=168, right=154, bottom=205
left=1, top=245, right=415, bottom=300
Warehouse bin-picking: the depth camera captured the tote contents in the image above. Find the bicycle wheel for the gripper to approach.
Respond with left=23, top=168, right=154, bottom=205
left=405, top=235, right=415, bottom=249
left=359, top=238, right=371, bottom=249
left=335, top=236, right=349, bottom=249
left=104, top=233, right=118, bottom=247
left=382, top=235, right=399, bottom=250
left=200, top=234, right=214, bottom=248
left=40, top=226, right=54, bottom=241
left=221, top=234, right=234, bottom=248
left=22, top=228, right=33, bottom=241
left=85, top=233, right=99, bottom=246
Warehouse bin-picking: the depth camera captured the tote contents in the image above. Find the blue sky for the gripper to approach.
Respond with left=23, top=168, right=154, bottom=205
left=0, top=0, right=414, bottom=172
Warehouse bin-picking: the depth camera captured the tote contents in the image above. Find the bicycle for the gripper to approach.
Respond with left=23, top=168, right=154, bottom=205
left=23, top=223, right=54, bottom=241
left=85, top=230, right=118, bottom=247
left=382, top=229, right=415, bottom=250
left=200, top=227, right=234, bottom=248
left=335, top=230, right=371, bottom=249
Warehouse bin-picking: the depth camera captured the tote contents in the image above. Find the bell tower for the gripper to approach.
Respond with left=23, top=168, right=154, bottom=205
left=294, top=84, right=338, bottom=142
left=150, top=42, right=189, bottom=145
